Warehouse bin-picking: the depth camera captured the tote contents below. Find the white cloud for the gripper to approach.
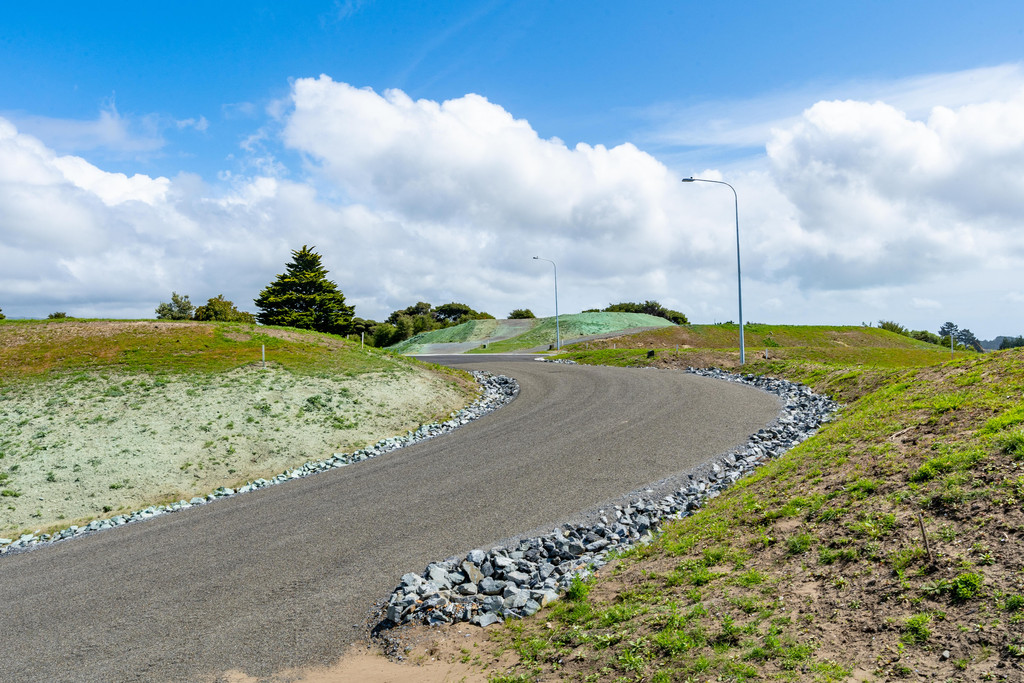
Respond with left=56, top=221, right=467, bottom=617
left=176, top=116, right=209, bottom=132
left=764, top=92, right=1024, bottom=291
left=3, top=69, right=1024, bottom=339
left=6, top=102, right=165, bottom=156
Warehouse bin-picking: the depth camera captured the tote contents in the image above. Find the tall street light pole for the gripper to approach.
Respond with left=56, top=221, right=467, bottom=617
left=533, top=256, right=560, bottom=351
left=681, top=177, right=745, bottom=364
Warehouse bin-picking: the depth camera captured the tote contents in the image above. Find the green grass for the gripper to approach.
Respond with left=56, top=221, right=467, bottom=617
left=0, top=319, right=405, bottom=384
left=482, top=338, right=1024, bottom=681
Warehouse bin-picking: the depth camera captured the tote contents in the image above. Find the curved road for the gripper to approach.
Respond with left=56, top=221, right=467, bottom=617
left=0, top=357, right=779, bottom=682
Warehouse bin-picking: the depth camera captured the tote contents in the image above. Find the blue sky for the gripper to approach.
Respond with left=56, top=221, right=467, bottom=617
left=2, top=1, right=1024, bottom=337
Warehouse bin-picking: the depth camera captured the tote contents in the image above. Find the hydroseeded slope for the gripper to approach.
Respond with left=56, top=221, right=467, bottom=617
left=391, top=312, right=675, bottom=354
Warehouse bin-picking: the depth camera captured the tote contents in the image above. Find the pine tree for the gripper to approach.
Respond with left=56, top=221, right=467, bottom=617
left=155, top=292, right=195, bottom=320
left=254, top=246, right=354, bottom=335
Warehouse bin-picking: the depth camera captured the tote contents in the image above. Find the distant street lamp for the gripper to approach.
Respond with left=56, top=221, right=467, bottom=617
left=681, top=176, right=745, bottom=364
left=532, top=256, right=560, bottom=350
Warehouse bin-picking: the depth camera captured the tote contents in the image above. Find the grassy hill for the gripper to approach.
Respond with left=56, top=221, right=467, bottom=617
left=389, top=312, right=675, bottom=354
left=559, top=323, right=950, bottom=371
left=0, top=319, right=476, bottom=539
left=410, top=328, right=1024, bottom=682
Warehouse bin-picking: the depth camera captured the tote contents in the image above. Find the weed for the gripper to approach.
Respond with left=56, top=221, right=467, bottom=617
left=1004, top=595, right=1024, bottom=612
left=786, top=533, right=814, bottom=555
left=902, top=613, right=931, bottom=643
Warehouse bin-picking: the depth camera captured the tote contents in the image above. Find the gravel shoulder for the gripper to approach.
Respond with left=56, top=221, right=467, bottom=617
left=0, top=364, right=474, bottom=538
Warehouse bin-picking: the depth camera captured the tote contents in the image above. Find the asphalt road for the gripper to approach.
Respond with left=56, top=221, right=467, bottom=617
left=0, top=357, right=780, bottom=682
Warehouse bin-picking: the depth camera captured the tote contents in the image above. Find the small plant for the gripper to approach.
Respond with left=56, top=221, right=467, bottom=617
left=1004, top=595, right=1024, bottom=612
left=786, top=533, right=813, bottom=555
left=902, top=613, right=931, bottom=643
left=951, top=572, right=984, bottom=601
left=566, top=575, right=591, bottom=601
left=46, top=471, right=56, bottom=482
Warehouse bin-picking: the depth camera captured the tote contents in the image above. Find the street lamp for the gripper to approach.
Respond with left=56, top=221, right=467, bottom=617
left=681, top=176, right=745, bottom=364
left=532, top=256, right=560, bottom=351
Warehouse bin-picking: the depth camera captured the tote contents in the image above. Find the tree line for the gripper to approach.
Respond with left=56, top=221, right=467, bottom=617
left=877, top=320, right=984, bottom=352
left=4, top=245, right=691, bottom=346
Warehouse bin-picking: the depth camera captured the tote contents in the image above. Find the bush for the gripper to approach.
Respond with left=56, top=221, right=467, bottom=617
left=911, top=330, right=942, bottom=345
left=193, top=295, right=256, bottom=323
left=603, top=300, right=688, bottom=324
left=47, top=311, right=69, bottom=319
left=950, top=572, right=983, bottom=601
left=878, top=320, right=909, bottom=336
left=155, top=292, right=195, bottom=320
left=0, top=305, right=5, bottom=320
left=508, top=308, right=536, bottom=319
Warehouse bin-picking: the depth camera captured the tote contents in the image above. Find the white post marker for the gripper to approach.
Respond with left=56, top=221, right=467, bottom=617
left=262, top=344, right=266, bottom=368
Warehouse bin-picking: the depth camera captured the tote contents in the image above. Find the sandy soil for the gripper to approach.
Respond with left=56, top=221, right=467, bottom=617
left=209, top=623, right=511, bottom=683
left=0, top=365, right=474, bottom=537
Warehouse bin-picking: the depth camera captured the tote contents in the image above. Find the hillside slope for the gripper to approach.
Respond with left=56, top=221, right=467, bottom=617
left=390, top=312, right=675, bottom=354
left=476, top=344, right=1024, bottom=681
left=0, top=320, right=477, bottom=538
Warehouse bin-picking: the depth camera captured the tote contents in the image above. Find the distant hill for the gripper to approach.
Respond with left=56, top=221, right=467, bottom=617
left=388, top=312, right=675, bottom=354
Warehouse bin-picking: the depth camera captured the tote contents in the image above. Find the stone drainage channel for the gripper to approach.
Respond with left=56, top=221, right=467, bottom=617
left=377, top=365, right=840, bottom=631
left=0, top=371, right=519, bottom=555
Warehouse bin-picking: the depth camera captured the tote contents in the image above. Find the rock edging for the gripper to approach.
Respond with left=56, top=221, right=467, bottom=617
left=0, top=371, right=519, bottom=556
left=376, top=366, right=839, bottom=631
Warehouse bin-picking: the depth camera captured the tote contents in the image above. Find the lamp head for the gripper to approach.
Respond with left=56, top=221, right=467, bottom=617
left=532, top=256, right=539, bottom=259
left=681, top=177, right=695, bottom=183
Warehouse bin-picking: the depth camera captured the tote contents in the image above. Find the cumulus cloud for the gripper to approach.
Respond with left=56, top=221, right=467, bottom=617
left=765, top=92, right=1024, bottom=289
left=280, top=76, right=741, bottom=316
left=3, top=69, right=1024, bottom=338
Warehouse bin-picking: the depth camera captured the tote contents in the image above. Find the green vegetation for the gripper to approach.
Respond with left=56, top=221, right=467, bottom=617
left=0, top=319, right=398, bottom=381
left=386, top=311, right=675, bottom=354
left=254, top=245, right=355, bottom=335
left=599, top=300, right=688, bottom=325
left=372, top=301, right=495, bottom=347
left=155, top=292, right=195, bottom=320
left=481, top=330, right=1024, bottom=681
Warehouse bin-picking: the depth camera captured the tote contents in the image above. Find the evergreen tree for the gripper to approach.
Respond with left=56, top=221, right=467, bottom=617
left=254, top=246, right=354, bottom=335
left=155, top=292, right=195, bottom=320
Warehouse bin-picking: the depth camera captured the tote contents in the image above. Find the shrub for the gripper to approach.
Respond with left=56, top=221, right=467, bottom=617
left=603, top=300, right=688, bottom=324
left=878, top=320, right=909, bottom=336
left=47, top=311, right=69, bottom=319
left=193, top=294, right=256, bottom=323
left=155, top=292, right=195, bottom=320
left=902, top=613, right=931, bottom=643
left=950, top=572, right=983, bottom=601
left=508, top=308, right=536, bottom=319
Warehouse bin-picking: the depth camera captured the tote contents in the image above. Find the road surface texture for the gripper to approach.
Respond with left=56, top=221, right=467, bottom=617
left=0, top=356, right=780, bottom=682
